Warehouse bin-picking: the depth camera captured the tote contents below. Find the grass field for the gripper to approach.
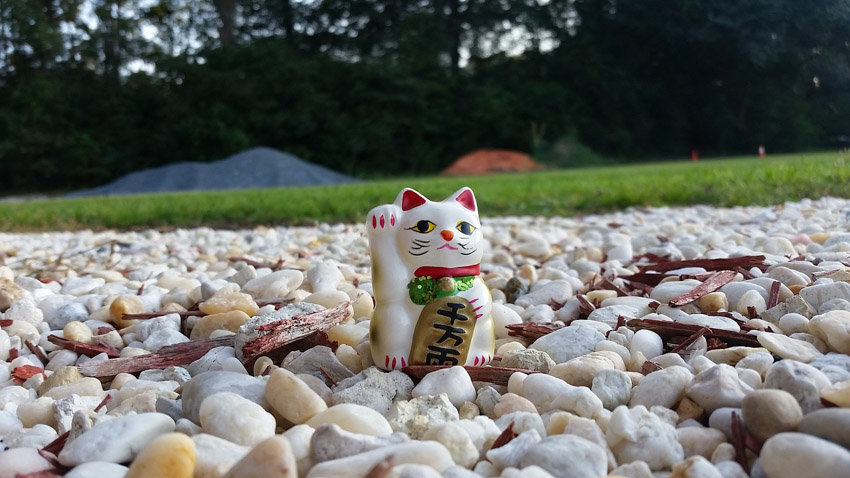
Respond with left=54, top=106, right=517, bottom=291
left=1, top=151, right=848, bottom=232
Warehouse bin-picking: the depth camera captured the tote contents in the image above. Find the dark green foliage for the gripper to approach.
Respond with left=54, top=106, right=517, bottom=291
left=0, top=0, right=848, bottom=193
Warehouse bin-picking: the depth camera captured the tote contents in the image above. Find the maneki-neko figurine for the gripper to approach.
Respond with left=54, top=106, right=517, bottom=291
left=367, top=187, right=495, bottom=370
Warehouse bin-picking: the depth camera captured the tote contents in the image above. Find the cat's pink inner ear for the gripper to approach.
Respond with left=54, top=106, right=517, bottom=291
left=402, top=190, right=427, bottom=211
left=455, top=189, right=476, bottom=211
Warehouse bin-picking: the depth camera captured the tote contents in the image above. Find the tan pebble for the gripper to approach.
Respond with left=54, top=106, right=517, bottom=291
left=494, top=393, right=538, bottom=418
left=37, top=366, right=83, bottom=396
left=675, top=396, right=705, bottom=423
left=335, top=344, right=363, bottom=374
left=286, top=290, right=312, bottom=302
left=347, top=289, right=374, bottom=319
left=303, top=290, right=350, bottom=310
left=496, top=341, right=526, bottom=356
left=162, top=302, right=188, bottom=313
left=507, top=371, right=527, bottom=395
left=518, top=264, right=538, bottom=283
left=252, top=356, right=276, bottom=376
left=63, top=321, right=93, bottom=343
left=265, top=368, right=327, bottom=424
left=327, top=324, right=369, bottom=348
left=222, top=436, right=297, bottom=478
left=587, top=290, right=618, bottom=305
left=549, top=351, right=625, bottom=388
left=0, top=278, right=25, bottom=311
left=89, top=306, right=113, bottom=323
left=809, top=232, right=830, bottom=245
left=199, top=290, right=259, bottom=316
left=305, top=403, right=393, bottom=436
left=190, top=310, right=250, bottom=340
left=788, top=284, right=805, bottom=294
left=546, top=411, right=572, bottom=435
left=698, top=292, right=728, bottom=313
left=16, top=396, right=56, bottom=428
left=110, top=295, right=145, bottom=328
left=110, top=373, right=137, bottom=390
left=94, top=330, right=124, bottom=350
left=458, top=401, right=480, bottom=419
left=126, top=432, right=195, bottom=478
left=821, top=379, right=850, bottom=407
left=809, top=310, right=850, bottom=354
left=43, top=377, right=105, bottom=400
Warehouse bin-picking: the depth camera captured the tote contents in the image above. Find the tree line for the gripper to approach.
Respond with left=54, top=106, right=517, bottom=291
left=1, top=0, right=848, bottom=192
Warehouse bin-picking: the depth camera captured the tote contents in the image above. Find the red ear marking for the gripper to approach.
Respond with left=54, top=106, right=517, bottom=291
left=455, top=189, right=476, bottom=211
left=402, top=190, right=427, bottom=211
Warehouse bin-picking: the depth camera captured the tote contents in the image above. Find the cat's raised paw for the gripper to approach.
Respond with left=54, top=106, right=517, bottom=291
left=383, top=355, right=408, bottom=370
left=368, top=205, right=400, bottom=231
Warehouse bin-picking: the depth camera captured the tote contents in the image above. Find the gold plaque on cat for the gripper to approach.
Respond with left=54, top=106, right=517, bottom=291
left=409, top=296, right=476, bottom=366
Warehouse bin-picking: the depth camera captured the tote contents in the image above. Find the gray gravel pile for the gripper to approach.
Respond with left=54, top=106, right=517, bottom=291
left=68, top=147, right=355, bottom=197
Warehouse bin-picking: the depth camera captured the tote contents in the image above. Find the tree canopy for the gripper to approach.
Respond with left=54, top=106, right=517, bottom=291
left=1, top=0, right=848, bottom=192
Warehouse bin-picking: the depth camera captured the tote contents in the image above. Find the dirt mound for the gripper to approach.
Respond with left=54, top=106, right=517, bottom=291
left=442, top=149, right=542, bottom=176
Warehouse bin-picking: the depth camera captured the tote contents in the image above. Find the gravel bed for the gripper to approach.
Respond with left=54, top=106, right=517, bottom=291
left=1, top=197, right=850, bottom=477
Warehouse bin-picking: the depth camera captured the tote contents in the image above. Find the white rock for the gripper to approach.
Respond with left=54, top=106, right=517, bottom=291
left=422, top=422, right=479, bottom=468
left=591, top=369, right=632, bottom=410
left=808, top=309, right=850, bottom=354
left=520, top=434, right=607, bottom=478
left=0, top=447, right=54, bottom=478
left=200, top=391, right=276, bottom=446
left=305, top=441, right=455, bottom=478
left=587, top=304, right=639, bottom=328
left=57, top=412, right=176, bottom=466
left=491, top=303, right=523, bottom=339
left=306, top=403, right=393, bottom=436
left=412, top=366, right=476, bottom=408
left=686, top=364, right=753, bottom=413
left=606, top=405, right=684, bottom=471
left=756, top=331, right=823, bottom=362
left=5, top=298, right=44, bottom=325
left=65, top=462, right=129, bottom=478
left=306, top=261, right=344, bottom=293
left=529, top=323, right=605, bottom=363
left=800, top=281, right=850, bottom=312
left=763, top=359, right=831, bottom=413
left=242, top=270, right=304, bottom=299
left=486, top=429, right=542, bottom=470
left=311, top=423, right=408, bottom=462
left=630, top=366, right=693, bottom=409
left=192, top=433, right=250, bottom=478
left=760, top=432, right=850, bottom=478
left=515, top=280, right=572, bottom=308
left=629, top=329, right=663, bottom=360
left=387, top=394, right=459, bottom=440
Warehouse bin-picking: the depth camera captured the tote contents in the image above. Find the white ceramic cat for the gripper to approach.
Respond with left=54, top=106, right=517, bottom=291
left=367, top=187, right=495, bottom=370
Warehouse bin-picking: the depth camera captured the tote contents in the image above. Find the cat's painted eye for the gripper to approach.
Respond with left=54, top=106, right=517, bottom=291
left=456, top=221, right=476, bottom=235
left=409, top=220, right=436, bottom=233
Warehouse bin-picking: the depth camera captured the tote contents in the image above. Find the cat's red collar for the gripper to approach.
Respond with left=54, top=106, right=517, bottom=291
left=414, top=265, right=480, bottom=278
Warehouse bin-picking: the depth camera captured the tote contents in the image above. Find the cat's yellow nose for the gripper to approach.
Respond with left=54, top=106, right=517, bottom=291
left=440, top=230, right=454, bottom=241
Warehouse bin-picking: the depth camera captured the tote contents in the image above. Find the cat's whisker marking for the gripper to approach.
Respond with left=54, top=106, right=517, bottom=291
left=408, top=250, right=429, bottom=256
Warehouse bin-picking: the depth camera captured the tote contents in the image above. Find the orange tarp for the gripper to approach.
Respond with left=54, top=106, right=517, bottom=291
left=442, top=149, right=542, bottom=176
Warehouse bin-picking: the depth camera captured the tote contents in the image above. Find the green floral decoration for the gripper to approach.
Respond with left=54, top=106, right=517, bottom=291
left=408, top=275, right=475, bottom=305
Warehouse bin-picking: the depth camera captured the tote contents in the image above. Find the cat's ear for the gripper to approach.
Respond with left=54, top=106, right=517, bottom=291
left=448, top=187, right=477, bottom=212
left=395, top=188, right=428, bottom=211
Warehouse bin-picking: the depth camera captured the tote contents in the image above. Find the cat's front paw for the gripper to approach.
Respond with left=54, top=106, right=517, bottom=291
left=367, top=205, right=401, bottom=232
left=383, top=354, right=409, bottom=370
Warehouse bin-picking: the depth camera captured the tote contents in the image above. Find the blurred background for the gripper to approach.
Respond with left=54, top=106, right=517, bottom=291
left=1, top=0, right=848, bottom=194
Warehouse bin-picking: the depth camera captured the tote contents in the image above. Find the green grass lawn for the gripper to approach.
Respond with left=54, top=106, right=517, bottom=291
left=2, top=151, right=848, bottom=232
